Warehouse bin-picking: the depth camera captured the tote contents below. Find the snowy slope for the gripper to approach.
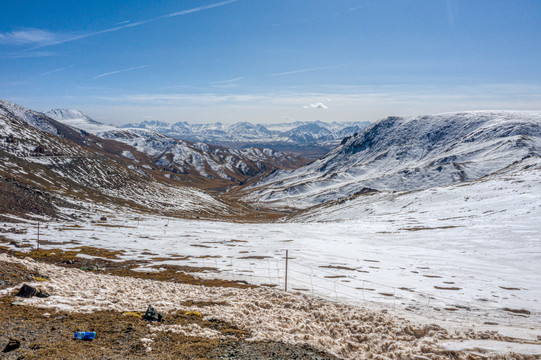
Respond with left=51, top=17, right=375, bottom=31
left=1, top=99, right=59, bottom=135
left=244, top=111, right=541, bottom=209
left=292, top=155, right=541, bottom=222
left=98, top=128, right=304, bottom=181
left=45, top=108, right=117, bottom=133
left=0, top=99, right=237, bottom=218
left=4, top=158, right=540, bottom=330
left=44, top=108, right=306, bottom=182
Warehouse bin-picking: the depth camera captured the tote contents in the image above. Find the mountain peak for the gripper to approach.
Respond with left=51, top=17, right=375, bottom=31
left=44, top=108, right=115, bottom=133
left=45, top=108, right=89, bottom=120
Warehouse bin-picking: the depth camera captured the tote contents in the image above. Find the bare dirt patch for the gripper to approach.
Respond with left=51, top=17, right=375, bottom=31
left=320, top=264, right=356, bottom=271
left=238, top=255, right=272, bottom=260
left=500, top=286, right=521, bottom=291
left=0, top=247, right=252, bottom=290
left=434, top=286, right=462, bottom=291
left=0, top=260, right=48, bottom=290
left=503, top=308, right=531, bottom=315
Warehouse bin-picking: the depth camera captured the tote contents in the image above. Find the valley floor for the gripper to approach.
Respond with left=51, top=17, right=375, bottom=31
left=0, top=192, right=540, bottom=358
left=1, top=245, right=540, bottom=359
left=1, top=157, right=540, bottom=358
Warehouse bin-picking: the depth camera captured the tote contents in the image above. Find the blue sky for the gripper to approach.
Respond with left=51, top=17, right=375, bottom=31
left=1, top=0, right=540, bottom=124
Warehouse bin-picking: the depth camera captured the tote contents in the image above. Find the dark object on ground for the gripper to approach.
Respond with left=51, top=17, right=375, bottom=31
left=16, top=284, right=37, bottom=298
left=142, top=305, right=163, bottom=322
left=37, top=289, right=51, bottom=298
left=83, top=264, right=99, bottom=271
left=100, top=216, right=107, bottom=221
left=2, top=338, right=20, bottom=353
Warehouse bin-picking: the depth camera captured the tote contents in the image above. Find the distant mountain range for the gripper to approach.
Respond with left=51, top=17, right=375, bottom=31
left=243, top=111, right=541, bottom=209
left=0, top=99, right=309, bottom=220
left=44, top=108, right=308, bottom=185
left=3, top=99, right=541, bottom=224
left=118, top=119, right=371, bottom=158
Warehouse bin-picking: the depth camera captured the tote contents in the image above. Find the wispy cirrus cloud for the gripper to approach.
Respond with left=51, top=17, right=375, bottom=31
left=0, top=50, right=59, bottom=59
left=210, top=76, right=245, bottom=88
left=210, top=76, right=244, bottom=85
left=0, top=28, right=65, bottom=46
left=93, top=65, right=150, bottom=80
left=28, top=0, right=238, bottom=50
left=267, top=64, right=346, bottom=77
left=39, top=67, right=67, bottom=77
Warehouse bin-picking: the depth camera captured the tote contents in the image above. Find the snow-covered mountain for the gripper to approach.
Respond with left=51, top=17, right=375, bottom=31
left=98, top=128, right=305, bottom=183
left=1, top=99, right=63, bottom=135
left=0, top=99, right=244, bottom=219
left=45, top=108, right=117, bottom=133
left=44, top=108, right=307, bottom=184
left=243, top=111, right=541, bottom=209
left=120, top=118, right=371, bottom=155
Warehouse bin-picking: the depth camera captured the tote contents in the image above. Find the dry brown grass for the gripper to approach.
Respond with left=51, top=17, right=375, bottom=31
left=0, top=246, right=338, bottom=360
left=1, top=246, right=254, bottom=290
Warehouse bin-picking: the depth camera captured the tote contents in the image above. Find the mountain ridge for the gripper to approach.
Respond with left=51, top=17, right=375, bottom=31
left=0, top=99, right=279, bottom=220
left=243, top=111, right=541, bottom=209
left=118, top=117, right=371, bottom=157
left=44, top=106, right=310, bottom=186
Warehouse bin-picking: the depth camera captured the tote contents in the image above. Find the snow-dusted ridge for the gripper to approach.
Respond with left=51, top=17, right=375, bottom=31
left=44, top=108, right=307, bottom=183
left=0, top=99, right=237, bottom=218
left=1, top=99, right=59, bottom=135
left=45, top=108, right=117, bottom=133
left=244, top=111, right=541, bottom=209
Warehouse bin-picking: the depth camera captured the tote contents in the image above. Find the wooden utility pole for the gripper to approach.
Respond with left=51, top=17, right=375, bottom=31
left=285, top=250, right=289, bottom=291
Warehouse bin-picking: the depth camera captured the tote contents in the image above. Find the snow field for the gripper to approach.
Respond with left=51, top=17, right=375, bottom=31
left=4, top=193, right=539, bottom=331
left=0, top=254, right=481, bottom=359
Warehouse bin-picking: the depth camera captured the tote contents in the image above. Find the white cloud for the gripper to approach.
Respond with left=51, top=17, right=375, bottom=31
left=210, top=76, right=244, bottom=85
left=93, top=65, right=150, bottom=80
left=39, top=67, right=66, bottom=77
left=0, top=29, right=64, bottom=46
left=210, top=76, right=244, bottom=88
left=267, top=64, right=346, bottom=77
left=305, top=102, right=329, bottom=110
left=1, top=50, right=58, bottom=59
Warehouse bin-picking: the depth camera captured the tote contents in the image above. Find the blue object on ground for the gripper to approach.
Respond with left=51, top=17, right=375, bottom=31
left=73, top=331, right=96, bottom=341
